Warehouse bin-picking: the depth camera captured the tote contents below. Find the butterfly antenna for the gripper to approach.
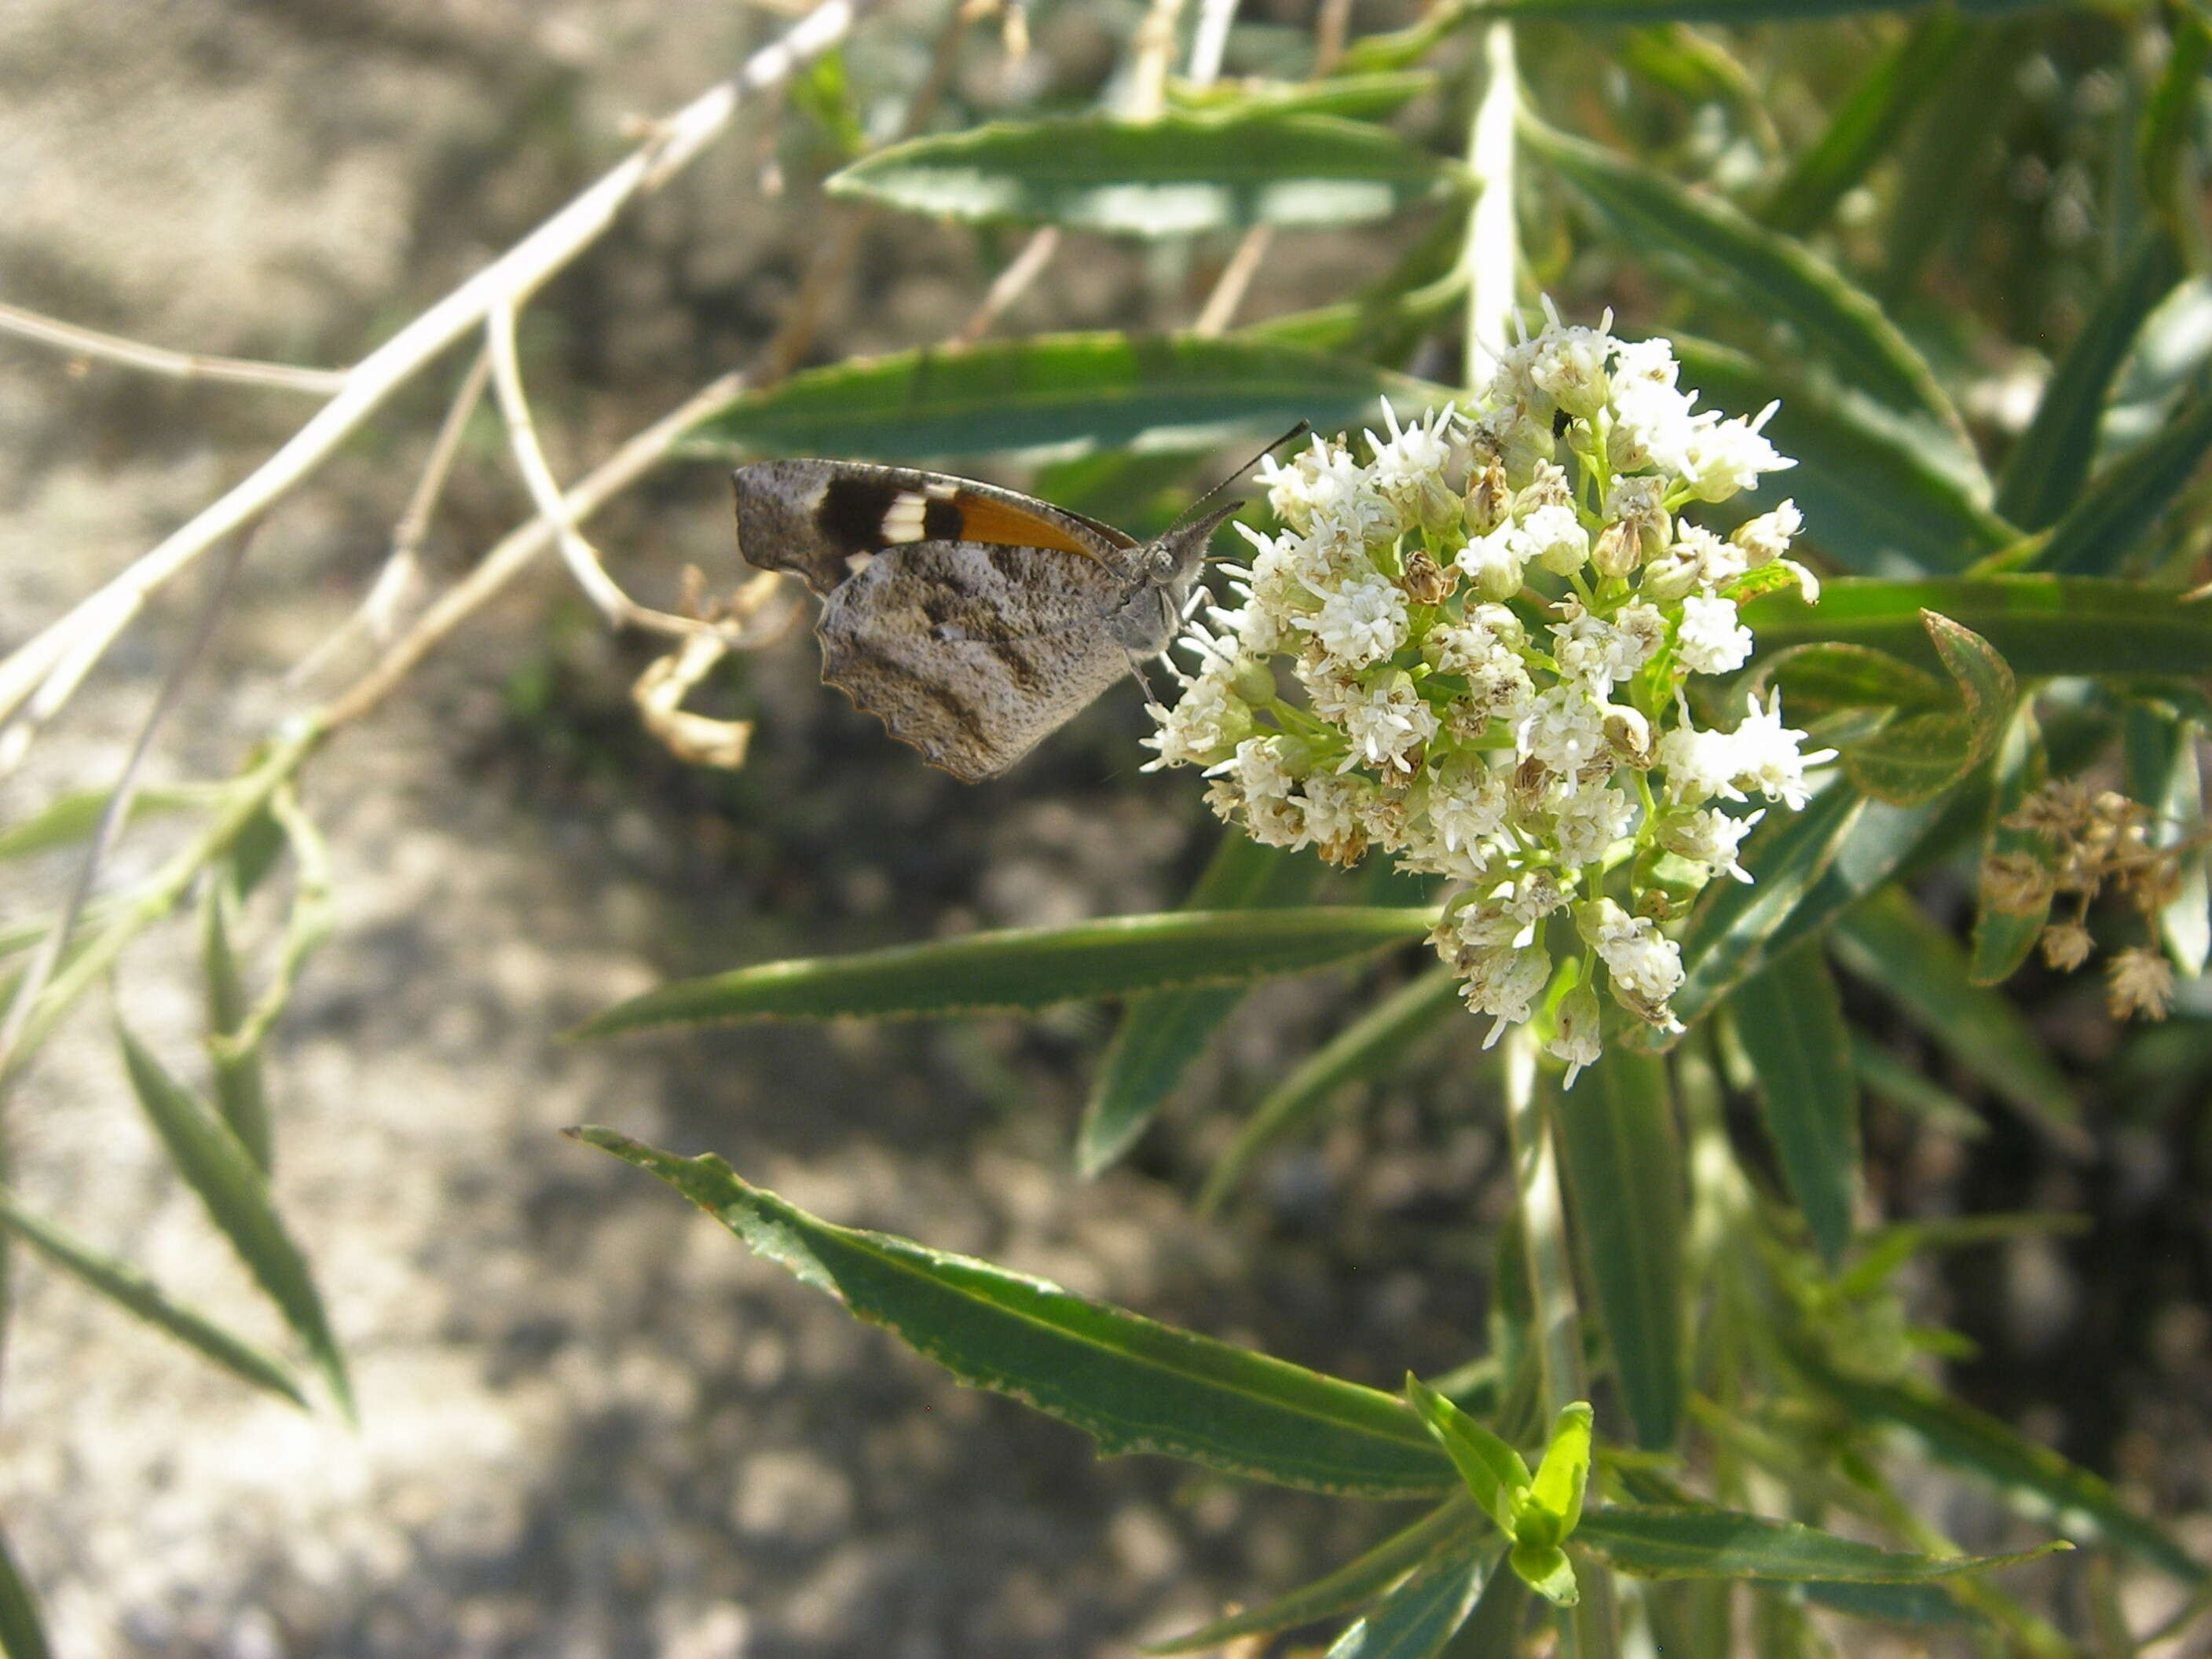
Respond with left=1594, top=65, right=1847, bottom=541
left=1163, top=420, right=1313, bottom=537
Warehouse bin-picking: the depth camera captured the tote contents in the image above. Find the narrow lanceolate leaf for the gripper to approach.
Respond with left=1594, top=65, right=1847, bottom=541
left=1996, top=234, right=2185, bottom=531
left=1080, top=836, right=1315, bottom=1178
left=1829, top=891, right=2081, bottom=1147
left=1796, top=1356, right=2205, bottom=1583
left=1147, top=1500, right=1478, bottom=1653
left=1968, top=705, right=2052, bottom=985
left=0, top=1189, right=309, bottom=1408
left=1841, top=611, right=2015, bottom=807
left=684, top=332, right=1447, bottom=463
left=114, top=1023, right=352, bottom=1419
left=1881, top=22, right=2031, bottom=301
left=1553, top=1052, right=1684, bottom=1449
left=1744, top=576, right=2212, bottom=679
left=2031, top=381, right=2212, bottom=575
left=1526, top=122, right=1958, bottom=427
left=577, top=1130, right=1456, bottom=1496
left=577, top=907, right=1437, bottom=1038
left=1576, top=1505, right=2063, bottom=1583
left=1167, top=72, right=1438, bottom=123
left=1324, top=1539, right=1492, bottom=1659
left=826, top=112, right=1452, bottom=237
left=1799, top=1580, right=1981, bottom=1628
left=0, top=1524, right=50, bottom=1659
left=2125, top=705, right=2211, bottom=976
left=1753, top=642, right=1950, bottom=728
left=1763, top=794, right=1951, bottom=968
left=2138, top=7, right=2212, bottom=243
left=1438, top=1557, right=1526, bottom=1655
left=1759, top=12, right=1967, bottom=238
left=1668, top=780, right=1864, bottom=1031
left=200, top=863, right=270, bottom=1172
left=0, top=784, right=209, bottom=863
left=1405, top=1375, right=1531, bottom=1525
left=1671, top=338, right=2007, bottom=575
left=1850, top=1035, right=1987, bottom=1139
left=1201, top=967, right=1461, bottom=1210
left=1729, top=946, right=1859, bottom=1268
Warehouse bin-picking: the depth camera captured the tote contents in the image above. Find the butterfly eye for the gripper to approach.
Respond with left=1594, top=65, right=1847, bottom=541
left=1148, top=548, right=1177, bottom=580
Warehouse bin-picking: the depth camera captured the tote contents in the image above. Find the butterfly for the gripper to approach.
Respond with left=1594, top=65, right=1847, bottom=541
left=731, top=430, right=1301, bottom=781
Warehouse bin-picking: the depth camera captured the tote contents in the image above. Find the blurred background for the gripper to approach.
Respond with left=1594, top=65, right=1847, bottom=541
left=2, top=0, right=2209, bottom=1654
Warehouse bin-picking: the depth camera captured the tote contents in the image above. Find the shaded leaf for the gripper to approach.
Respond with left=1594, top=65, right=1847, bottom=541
left=686, top=331, right=1448, bottom=463
left=115, top=1022, right=352, bottom=1419
left=1798, top=1579, right=1983, bottom=1627
left=1760, top=13, right=1968, bottom=237
left=1080, top=836, right=1315, bottom=1178
left=200, top=862, right=269, bottom=1173
left=1796, top=1355, right=2205, bottom=1582
left=577, top=906, right=1437, bottom=1037
left=1528, top=122, right=1957, bottom=424
left=0, top=1188, right=308, bottom=1408
left=1201, top=966, right=1461, bottom=1210
left=1752, top=642, right=1950, bottom=729
left=0, top=1525, right=49, bottom=1659
left=577, top=1130, right=1455, bottom=1496
left=2138, top=7, right=2212, bottom=243
left=1968, top=705, right=2053, bottom=985
left=1671, top=337, right=2009, bottom=574
left=1437, top=1555, right=1528, bottom=1655
left=1554, top=1052, right=1684, bottom=1448
left=1840, top=611, right=2015, bottom=807
left=1997, top=234, right=2186, bottom=531
left=1147, top=1501, right=1478, bottom=1653
left=1577, top=1504, right=2061, bottom=1582
left=1849, top=1034, right=1987, bottom=1139
left=1743, top=575, right=2212, bottom=679
left=1829, top=891, right=2083, bottom=1147
left=1881, top=22, right=2032, bottom=301
left=2031, top=379, right=2212, bottom=574
left=1324, top=1539, right=1492, bottom=1659
left=1763, top=795, right=1952, bottom=968
left=827, top=112, right=1452, bottom=237
left=1730, top=946, right=1859, bottom=1268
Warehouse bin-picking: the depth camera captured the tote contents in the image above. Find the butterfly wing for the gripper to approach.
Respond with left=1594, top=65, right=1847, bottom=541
left=817, top=539, right=1134, bottom=780
left=732, top=460, right=1135, bottom=594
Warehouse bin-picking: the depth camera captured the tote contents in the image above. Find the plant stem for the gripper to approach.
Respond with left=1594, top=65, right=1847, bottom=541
left=1462, top=21, right=1519, bottom=388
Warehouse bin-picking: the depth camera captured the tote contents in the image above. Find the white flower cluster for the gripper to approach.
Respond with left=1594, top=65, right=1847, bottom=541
left=1145, top=311, right=1833, bottom=1084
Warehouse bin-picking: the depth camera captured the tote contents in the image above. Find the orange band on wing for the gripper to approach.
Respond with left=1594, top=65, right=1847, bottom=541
left=954, top=495, right=1101, bottom=558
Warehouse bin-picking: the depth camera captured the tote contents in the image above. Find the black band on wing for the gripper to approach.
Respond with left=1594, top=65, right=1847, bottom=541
left=815, top=478, right=906, bottom=555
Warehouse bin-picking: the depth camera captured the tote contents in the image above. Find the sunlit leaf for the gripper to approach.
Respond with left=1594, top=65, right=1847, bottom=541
left=578, top=1130, right=1455, bottom=1496
left=1997, top=234, right=2185, bottom=532
left=1577, top=1504, right=2062, bottom=1582
left=114, top=1022, right=352, bottom=1419
left=200, top=862, right=270, bottom=1173
left=1406, top=1375, right=1530, bottom=1527
left=0, top=1188, right=308, bottom=1408
left=1166, top=71, right=1437, bottom=121
left=1323, top=1538, right=1492, bottom=1659
left=1201, top=966, right=1461, bottom=1210
left=1730, top=945, right=1859, bottom=1268
left=2126, top=704, right=2212, bottom=976
left=1526, top=122, right=1958, bottom=425
left=1080, top=836, right=1316, bottom=1179
left=577, top=906, right=1437, bottom=1037
left=1554, top=1052, right=1684, bottom=1448
left=685, top=331, right=1448, bottom=462
left=827, top=112, right=1453, bottom=237
left=0, top=784, right=210, bottom=863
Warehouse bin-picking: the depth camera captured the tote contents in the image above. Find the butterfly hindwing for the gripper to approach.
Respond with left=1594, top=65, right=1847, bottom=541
left=816, top=539, right=1134, bottom=781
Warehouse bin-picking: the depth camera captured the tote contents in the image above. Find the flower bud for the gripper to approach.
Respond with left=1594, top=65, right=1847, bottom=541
left=1591, top=520, right=1640, bottom=580
left=1640, top=549, right=1702, bottom=604
left=1463, top=459, right=1510, bottom=536
left=1602, top=704, right=1653, bottom=767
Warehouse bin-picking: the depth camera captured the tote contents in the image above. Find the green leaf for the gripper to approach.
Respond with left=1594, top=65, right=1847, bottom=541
left=0, top=1524, right=50, bottom=1659
left=1576, top=1504, right=2063, bottom=1583
left=1324, top=1539, right=1492, bottom=1659
left=577, top=906, right=1437, bottom=1037
left=1968, top=705, right=2053, bottom=985
left=1526, top=121, right=1957, bottom=425
left=1166, top=71, right=1438, bottom=122
left=1752, top=643, right=1950, bottom=730
left=1840, top=611, right=2015, bottom=807
left=685, top=331, right=1448, bottom=463
left=1200, top=966, right=1462, bottom=1211
left=1797, top=1579, right=1981, bottom=1628
left=1405, top=1375, right=1532, bottom=1528
left=1764, top=795, right=1951, bottom=969
left=1998, top=235, right=2187, bottom=531
left=1796, top=1356, right=2205, bottom=1583
left=2031, top=379, right=2212, bottom=574
left=1507, top=1542, right=1578, bottom=1608
left=1881, top=22, right=2032, bottom=301
left=826, top=112, right=1452, bottom=237
left=577, top=1130, right=1455, bottom=1496
left=1743, top=576, right=2212, bottom=679
left=1437, top=1558, right=1528, bottom=1655
left=0, top=784, right=209, bottom=863
left=1829, top=889, right=2082, bottom=1147
left=1554, top=1053, right=1684, bottom=1449
left=0, top=1188, right=309, bottom=1408
left=1527, top=1403, right=1595, bottom=1538
left=2138, top=6, right=2212, bottom=244
left=1759, top=13, right=1968, bottom=237
left=1146, top=1500, right=1479, bottom=1653
left=1668, top=779, right=1865, bottom=1031
left=114, top=1022, right=352, bottom=1419
left=1730, top=945, right=1859, bottom=1268
left=1670, top=337, right=2009, bottom=574
left=200, top=862, right=270, bottom=1172
left=2126, top=704, right=2211, bottom=976
left=1079, top=836, right=1315, bottom=1178
left=1849, top=1034, right=1987, bottom=1139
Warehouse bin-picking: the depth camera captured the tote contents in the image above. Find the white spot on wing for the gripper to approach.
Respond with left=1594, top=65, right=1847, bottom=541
left=882, top=492, right=929, bottom=544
